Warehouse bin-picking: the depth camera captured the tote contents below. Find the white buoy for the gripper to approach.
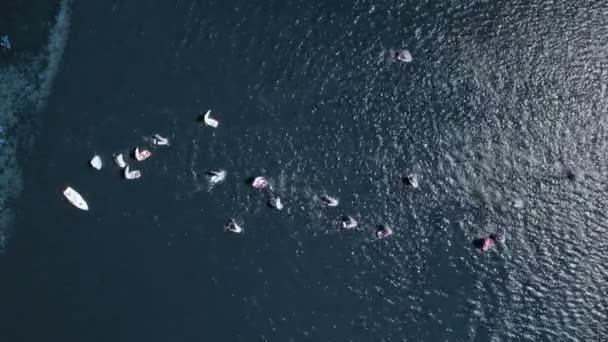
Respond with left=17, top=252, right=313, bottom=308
left=114, top=154, right=127, bottom=168
left=90, top=155, right=102, bottom=170
left=124, top=165, right=141, bottom=180
left=203, top=110, right=219, bottom=128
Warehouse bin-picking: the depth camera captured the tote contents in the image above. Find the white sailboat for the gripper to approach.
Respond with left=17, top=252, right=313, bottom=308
left=203, top=110, right=219, bottom=128
left=225, top=219, right=243, bottom=233
left=134, top=147, right=151, bottom=161
left=124, top=165, right=142, bottom=180
left=152, top=134, right=170, bottom=146
left=114, top=153, right=127, bottom=168
left=90, top=155, right=102, bottom=170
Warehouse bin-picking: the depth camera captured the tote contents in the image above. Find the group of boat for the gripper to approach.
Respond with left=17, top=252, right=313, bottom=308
left=62, top=133, right=171, bottom=210
left=63, top=105, right=505, bottom=247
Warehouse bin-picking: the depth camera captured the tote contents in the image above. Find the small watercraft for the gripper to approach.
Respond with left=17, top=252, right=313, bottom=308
left=90, top=155, right=102, bottom=170
left=114, top=153, right=127, bottom=168
left=404, top=173, right=419, bottom=188
left=124, top=165, right=141, bottom=180
left=251, top=176, right=269, bottom=189
left=63, top=186, right=89, bottom=211
left=375, top=225, right=393, bottom=239
left=341, top=216, right=358, bottom=230
left=490, top=233, right=506, bottom=243
left=152, top=134, right=170, bottom=146
left=320, top=195, right=339, bottom=207
left=208, top=170, right=227, bottom=185
left=203, top=110, right=219, bottom=128
left=134, top=147, right=151, bottom=161
left=225, top=219, right=243, bottom=233
left=269, top=196, right=283, bottom=210
left=511, top=198, right=524, bottom=209
left=396, top=49, right=413, bottom=63
left=482, top=237, right=495, bottom=251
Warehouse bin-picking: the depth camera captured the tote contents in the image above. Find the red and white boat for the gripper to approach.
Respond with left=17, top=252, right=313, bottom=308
left=375, top=225, right=393, bottom=239
left=251, top=176, right=269, bottom=189
left=134, top=147, right=151, bottom=161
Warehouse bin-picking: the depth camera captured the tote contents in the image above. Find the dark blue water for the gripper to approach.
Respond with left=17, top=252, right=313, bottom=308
left=1, top=1, right=607, bottom=341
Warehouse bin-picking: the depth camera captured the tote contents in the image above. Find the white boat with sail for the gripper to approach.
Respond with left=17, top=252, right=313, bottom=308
left=124, top=165, right=141, bottom=180
left=203, top=110, right=219, bottom=128
left=114, top=153, right=127, bottom=168
left=90, top=155, right=102, bottom=170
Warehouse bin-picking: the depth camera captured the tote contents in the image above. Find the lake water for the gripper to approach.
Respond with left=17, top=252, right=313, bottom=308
left=0, top=1, right=606, bottom=341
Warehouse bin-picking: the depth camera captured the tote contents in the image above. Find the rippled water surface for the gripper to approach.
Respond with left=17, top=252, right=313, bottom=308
left=1, top=0, right=607, bottom=341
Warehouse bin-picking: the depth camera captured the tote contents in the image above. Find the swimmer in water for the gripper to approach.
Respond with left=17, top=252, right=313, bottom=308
left=320, top=195, right=339, bottom=207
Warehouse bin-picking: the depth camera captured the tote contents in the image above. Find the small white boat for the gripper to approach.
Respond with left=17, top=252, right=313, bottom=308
left=124, top=165, right=142, bottom=180
left=203, top=110, right=219, bottom=128
left=152, top=134, right=170, bottom=146
left=225, top=219, right=243, bottom=233
left=341, top=216, right=358, bottom=230
left=208, top=170, right=227, bottom=185
left=134, top=147, right=151, bottom=161
left=114, top=153, right=127, bottom=168
left=63, top=186, right=89, bottom=211
left=396, top=49, right=413, bottom=63
left=511, top=198, right=524, bottom=209
left=405, top=174, right=419, bottom=188
left=320, top=195, right=339, bottom=207
left=376, top=225, right=393, bottom=239
left=90, top=155, right=102, bottom=170
left=269, top=196, right=283, bottom=210
left=251, top=176, right=269, bottom=189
